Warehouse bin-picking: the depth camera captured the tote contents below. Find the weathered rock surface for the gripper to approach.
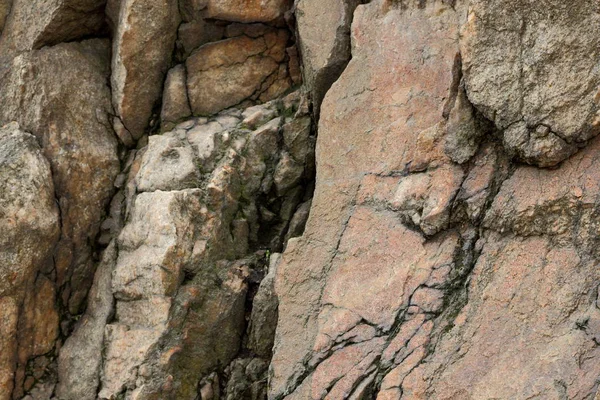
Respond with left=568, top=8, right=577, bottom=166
left=272, top=2, right=468, bottom=397
left=55, top=93, right=314, bottom=400
left=0, top=40, right=120, bottom=316
left=176, top=19, right=224, bottom=61
left=0, top=123, right=60, bottom=400
left=160, top=65, right=192, bottom=130
left=272, top=1, right=600, bottom=399
left=0, top=0, right=11, bottom=33
left=295, top=0, right=361, bottom=117
left=111, top=0, right=180, bottom=139
left=3, top=0, right=600, bottom=398
left=56, top=243, right=117, bottom=400
left=0, top=123, right=59, bottom=297
left=186, top=29, right=292, bottom=115
left=0, top=0, right=106, bottom=56
left=461, top=0, right=600, bottom=166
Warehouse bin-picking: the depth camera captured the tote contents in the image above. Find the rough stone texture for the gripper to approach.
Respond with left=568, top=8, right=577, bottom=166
left=272, top=1, right=600, bottom=399
left=461, top=0, right=600, bottom=166
left=0, top=297, right=18, bottom=400
left=56, top=243, right=117, bottom=400
left=176, top=19, right=224, bottom=60
left=0, top=40, right=120, bottom=316
left=205, top=0, right=292, bottom=23
left=161, top=65, right=192, bottom=131
left=111, top=0, right=180, bottom=139
left=4, top=0, right=600, bottom=398
left=295, top=0, right=361, bottom=117
left=272, top=2, right=467, bottom=397
left=0, top=123, right=59, bottom=400
left=0, top=123, right=59, bottom=297
left=395, top=138, right=600, bottom=398
left=248, top=253, right=281, bottom=358
left=74, top=93, right=315, bottom=399
left=0, top=0, right=11, bottom=33
left=0, top=0, right=106, bottom=56
left=186, top=30, right=292, bottom=115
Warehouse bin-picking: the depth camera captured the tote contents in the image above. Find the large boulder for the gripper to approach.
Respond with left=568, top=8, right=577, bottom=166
left=111, top=0, right=180, bottom=139
left=0, top=40, right=120, bottom=314
left=186, top=29, right=292, bottom=116
left=460, top=0, right=600, bottom=166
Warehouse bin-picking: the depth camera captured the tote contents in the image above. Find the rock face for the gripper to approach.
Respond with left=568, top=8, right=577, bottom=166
left=272, top=0, right=600, bottom=398
left=461, top=0, right=600, bottom=166
left=271, top=2, right=469, bottom=397
left=0, top=40, right=120, bottom=316
left=0, top=123, right=60, bottom=400
left=0, top=39, right=118, bottom=398
left=58, top=94, right=314, bottom=400
left=3, top=0, right=600, bottom=399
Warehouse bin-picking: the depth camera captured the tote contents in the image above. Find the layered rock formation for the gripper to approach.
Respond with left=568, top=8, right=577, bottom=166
left=1, top=0, right=600, bottom=399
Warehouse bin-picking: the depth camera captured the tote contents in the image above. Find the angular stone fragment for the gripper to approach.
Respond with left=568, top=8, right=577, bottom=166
left=0, top=40, right=120, bottom=314
left=444, top=85, right=482, bottom=164
left=111, top=0, right=180, bottom=138
left=274, top=151, right=304, bottom=196
left=461, top=0, right=600, bottom=166
left=112, top=190, right=202, bottom=301
left=295, top=0, right=361, bottom=116
left=186, top=30, right=290, bottom=115
left=391, top=165, right=464, bottom=236
left=285, top=200, right=311, bottom=242
left=0, top=0, right=106, bottom=56
left=205, top=0, right=292, bottom=23
left=502, top=121, right=577, bottom=168
left=161, top=65, right=192, bottom=130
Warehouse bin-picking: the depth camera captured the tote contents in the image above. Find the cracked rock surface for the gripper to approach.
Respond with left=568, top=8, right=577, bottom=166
left=2, top=0, right=600, bottom=399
